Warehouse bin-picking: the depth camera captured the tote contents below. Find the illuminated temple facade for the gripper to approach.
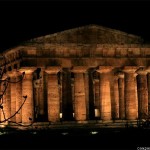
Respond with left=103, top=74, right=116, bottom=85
left=1, top=24, right=150, bottom=125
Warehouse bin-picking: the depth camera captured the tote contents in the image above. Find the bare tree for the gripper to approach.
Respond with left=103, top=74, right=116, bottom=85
left=0, top=54, right=31, bottom=126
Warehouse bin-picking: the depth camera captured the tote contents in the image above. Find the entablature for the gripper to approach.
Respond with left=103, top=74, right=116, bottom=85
left=1, top=44, right=150, bottom=72
left=20, top=44, right=150, bottom=59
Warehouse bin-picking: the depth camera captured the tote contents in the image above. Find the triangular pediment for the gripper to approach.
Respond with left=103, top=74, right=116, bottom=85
left=27, top=24, right=143, bottom=44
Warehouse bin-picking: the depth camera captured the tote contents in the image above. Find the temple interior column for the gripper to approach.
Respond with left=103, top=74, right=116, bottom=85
left=97, top=66, right=113, bottom=121
left=84, top=71, right=89, bottom=120
left=43, top=71, right=48, bottom=121
left=33, top=68, right=45, bottom=121
left=38, top=87, right=45, bottom=119
left=71, top=76, right=75, bottom=119
left=112, top=75, right=119, bottom=119
left=38, top=69, right=45, bottom=120
left=88, top=69, right=95, bottom=120
left=72, top=67, right=87, bottom=121
left=136, top=68, right=148, bottom=119
left=123, top=66, right=138, bottom=120
left=45, top=67, right=60, bottom=123
left=62, top=68, right=73, bottom=120
left=118, top=72, right=125, bottom=119
left=34, top=85, right=39, bottom=120
left=94, top=78, right=100, bottom=118
left=20, top=68, right=35, bottom=124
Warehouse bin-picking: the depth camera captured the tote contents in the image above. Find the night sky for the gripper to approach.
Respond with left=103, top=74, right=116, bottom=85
left=0, top=0, right=150, bottom=52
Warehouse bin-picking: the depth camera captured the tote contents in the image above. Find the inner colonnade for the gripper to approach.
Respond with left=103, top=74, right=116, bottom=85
left=0, top=65, right=150, bottom=124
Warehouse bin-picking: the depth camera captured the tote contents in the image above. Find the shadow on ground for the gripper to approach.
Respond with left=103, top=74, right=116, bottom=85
left=0, top=127, right=149, bottom=149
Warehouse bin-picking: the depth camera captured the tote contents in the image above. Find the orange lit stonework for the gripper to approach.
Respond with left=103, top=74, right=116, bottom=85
left=136, top=68, right=148, bottom=119
left=72, top=66, right=87, bottom=121
left=118, top=72, right=125, bottom=119
left=45, top=67, right=61, bottom=123
left=20, top=68, right=36, bottom=124
left=1, top=25, right=150, bottom=127
left=123, top=66, right=138, bottom=120
left=97, top=66, right=113, bottom=120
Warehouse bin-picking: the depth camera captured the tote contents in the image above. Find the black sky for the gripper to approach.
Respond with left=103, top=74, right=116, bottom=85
left=0, top=0, right=150, bottom=52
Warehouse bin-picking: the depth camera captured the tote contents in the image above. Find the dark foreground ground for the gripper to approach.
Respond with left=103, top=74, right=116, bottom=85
left=0, top=126, right=149, bottom=150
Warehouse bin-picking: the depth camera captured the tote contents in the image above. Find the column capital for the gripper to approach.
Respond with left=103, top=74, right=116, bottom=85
left=136, top=67, right=148, bottom=75
left=94, top=79, right=99, bottom=83
left=96, top=66, right=113, bottom=73
left=1, top=73, right=8, bottom=80
left=146, top=66, right=150, bottom=73
left=19, top=67, right=36, bottom=74
left=114, top=75, right=119, bottom=80
left=7, top=70, right=22, bottom=77
left=45, top=66, right=61, bottom=74
left=117, top=72, right=124, bottom=78
left=71, top=66, right=88, bottom=73
left=122, top=66, right=138, bottom=73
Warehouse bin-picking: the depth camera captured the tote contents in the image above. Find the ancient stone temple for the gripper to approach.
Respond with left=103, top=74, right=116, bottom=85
left=0, top=24, right=150, bottom=127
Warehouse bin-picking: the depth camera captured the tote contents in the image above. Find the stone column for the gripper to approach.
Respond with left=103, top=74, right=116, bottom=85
left=113, top=75, right=119, bottom=119
left=0, top=80, right=4, bottom=122
left=0, top=74, right=11, bottom=124
left=123, top=66, right=138, bottom=120
left=97, top=66, right=113, bottom=121
left=118, top=72, right=125, bottom=119
left=9, top=72, right=16, bottom=122
left=135, top=73, right=138, bottom=118
left=8, top=71, right=22, bottom=123
left=45, top=67, right=61, bottom=123
left=0, top=81, right=4, bottom=122
left=84, top=71, right=90, bottom=120
left=147, top=68, right=150, bottom=116
left=20, top=68, right=35, bottom=124
left=136, top=68, right=148, bottom=119
left=16, top=74, right=22, bottom=123
left=0, top=81, right=1, bottom=121
left=0, top=75, right=7, bottom=122
left=72, top=67, right=87, bottom=121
